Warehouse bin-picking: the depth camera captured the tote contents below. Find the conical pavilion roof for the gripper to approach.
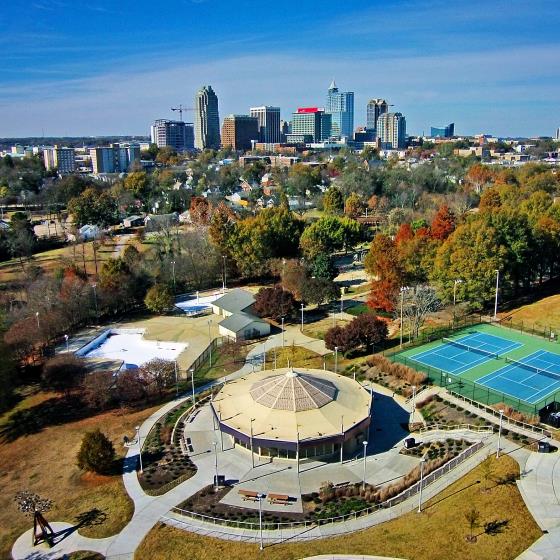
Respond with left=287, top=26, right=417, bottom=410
left=250, top=369, right=337, bottom=412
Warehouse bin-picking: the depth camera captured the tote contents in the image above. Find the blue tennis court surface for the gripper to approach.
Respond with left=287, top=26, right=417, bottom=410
left=409, top=331, right=522, bottom=374
left=476, top=350, right=560, bottom=404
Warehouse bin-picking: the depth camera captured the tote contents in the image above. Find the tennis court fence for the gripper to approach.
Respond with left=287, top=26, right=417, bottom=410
left=499, top=316, right=560, bottom=343
left=389, top=352, right=560, bottom=419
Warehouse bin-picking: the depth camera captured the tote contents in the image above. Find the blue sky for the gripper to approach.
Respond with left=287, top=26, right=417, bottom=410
left=1, top=0, right=559, bottom=137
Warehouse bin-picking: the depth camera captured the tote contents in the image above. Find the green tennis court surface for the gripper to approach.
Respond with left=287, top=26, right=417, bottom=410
left=391, top=323, right=560, bottom=415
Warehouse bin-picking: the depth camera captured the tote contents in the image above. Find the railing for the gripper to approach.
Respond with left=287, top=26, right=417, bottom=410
left=418, top=423, right=494, bottom=435
left=447, top=391, right=553, bottom=438
left=166, top=441, right=485, bottom=533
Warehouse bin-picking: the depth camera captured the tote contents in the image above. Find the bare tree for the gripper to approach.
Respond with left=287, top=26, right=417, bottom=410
left=398, top=285, right=441, bottom=340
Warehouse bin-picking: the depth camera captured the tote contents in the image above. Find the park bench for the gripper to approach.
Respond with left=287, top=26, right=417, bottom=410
left=268, top=493, right=291, bottom=505
left=238, top=489, right=259, bottom=501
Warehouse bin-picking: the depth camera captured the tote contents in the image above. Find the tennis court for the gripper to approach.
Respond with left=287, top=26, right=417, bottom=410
left=409, top=331, right=522, bottom=375
left=476, top=350, right=560, bottom=404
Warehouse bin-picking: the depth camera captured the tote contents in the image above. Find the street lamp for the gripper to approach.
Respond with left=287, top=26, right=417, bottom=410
left=281, top=317, right=285, bottom=349
left=362, top=440, right=368, bottom=490
left=399, top=286, right=410, bottom=348
left=453, top=279, right=463, bottom=308
left=222, top=255, right=227, bottom=292
left=35, top=311, right=40, bottom=329
left=340, top=286, right=345, bottom=317
left=257, top=493, right=266, bottom=550
left=174, top=360, right=179, bottom=398
left=170, top=260, right=176, bottom=294
left=135, top=425, right=143, bottom=473
left=494, top=270, right=500, bottom=321
left=213, top=441, right=219, bottom=489
left=250, top=417, right=256, bottom=469
left=300, top=302, right=304, bottom=332
left=91, top=283, right=98, bottom=322
left=64, top=334, right=69, bottom=353
left=262, top=342, right=266, bottom=370
left=418, top=455, right=426, bottom=513
left=208, top=319, right=213, bottom=367
left=410, top=385, right=417, bottom=424
left=334, top=346, right=338, bottom=374
left=340, top=416, right=344, bottom=464
left=189, top=368, right=195, bottom=405
left=496, top=409, right=504, bottom=458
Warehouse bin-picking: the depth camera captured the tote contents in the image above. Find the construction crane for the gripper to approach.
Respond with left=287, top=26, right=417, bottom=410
left=171, top=104, right=195, bottom=121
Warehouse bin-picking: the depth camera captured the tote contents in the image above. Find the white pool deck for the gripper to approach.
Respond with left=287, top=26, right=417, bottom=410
left=175, top=292, right=223, bottom=314
left=83, top=331, right=188, bottom=368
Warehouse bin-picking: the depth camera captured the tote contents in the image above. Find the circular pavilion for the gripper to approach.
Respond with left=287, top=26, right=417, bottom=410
left=211, top=367, right=372, bottom=461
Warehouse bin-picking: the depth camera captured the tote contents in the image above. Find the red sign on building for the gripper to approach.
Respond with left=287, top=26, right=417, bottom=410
left=297, top=107, right=320, bottom=113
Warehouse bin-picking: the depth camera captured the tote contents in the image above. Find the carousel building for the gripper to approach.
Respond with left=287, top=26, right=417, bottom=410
left=211, top=367, right=372, bottom=461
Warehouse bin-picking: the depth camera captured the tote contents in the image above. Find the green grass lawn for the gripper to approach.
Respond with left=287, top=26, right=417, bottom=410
left=136, top=454, right=541, bottom=560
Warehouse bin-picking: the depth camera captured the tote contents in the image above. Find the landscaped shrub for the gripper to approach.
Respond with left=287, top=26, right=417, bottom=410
left=492, top=403, right=539, bottom=425
left=76, top=429, right=116, bottom=474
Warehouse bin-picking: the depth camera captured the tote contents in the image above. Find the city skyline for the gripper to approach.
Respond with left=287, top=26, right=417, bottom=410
left=1, top=0, right=559, bottom=137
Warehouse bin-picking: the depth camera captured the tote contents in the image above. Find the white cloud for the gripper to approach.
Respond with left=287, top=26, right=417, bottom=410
left=1, top=44, right=559, bottom=137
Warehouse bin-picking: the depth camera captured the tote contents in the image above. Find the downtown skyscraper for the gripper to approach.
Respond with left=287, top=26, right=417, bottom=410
left=194, top=85, right=220, bottom=150
left=366, top=99, right=389, bottom=137
left=325, top=81, right=354, bottom=139
left=249, top=106, right=281, bottom=143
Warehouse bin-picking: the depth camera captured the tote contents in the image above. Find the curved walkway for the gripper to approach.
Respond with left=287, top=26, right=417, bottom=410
left=516, top=452, right=560, bottom=559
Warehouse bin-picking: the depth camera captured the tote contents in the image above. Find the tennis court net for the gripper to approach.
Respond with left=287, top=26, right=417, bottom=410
left=442, top=338, right=500, bottom=360
left=504, top=357, right=560, bottom=381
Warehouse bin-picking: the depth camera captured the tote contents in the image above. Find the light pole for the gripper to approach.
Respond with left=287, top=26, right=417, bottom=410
left=35, top=311, right=40, bottom=329
left=250, top=417, right=256, bottom=468
left=340, top=286, right=345, bottom=318
left=399, top=286, right=409, bottom=348
left=171, top=260, right=176, bottom=294
left=300, top=302, right=304, bottom=332
left=208, top=319, right=213, bottom=368
left=257, top=493, right=266, bottom=551
left=494, top=269, right=500, bottom=321
left=281, top=317, right=285, bottom=349
left=189, top=368, right=195, bottom=405
left=135, top=425, right=143, bottom=473
left=453, top=279, right=463, bottom=308
left=340, top=416, right=344, bottom=464
left=496, top=409, right=504, bottom=458
left=91, top=283, right=98, bottom=322
left=64, top=334, right=69, bottom=353
left=410, top=385, right=417, bottom=424
left=362, top=440, right=368, bottom=490
left=222, top=255, right=227, bottom=292
left=174, top=360, right=179, bottom=398
left=334, top=346, right=338, bottom=374
left=262, top=342, right=266, bottom=370
left=213, top=441, right=219, bottom=489
left=417, top=456, right=425, bottom=513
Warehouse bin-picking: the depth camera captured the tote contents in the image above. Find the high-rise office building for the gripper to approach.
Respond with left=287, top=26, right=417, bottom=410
left=325, top=81, right=354, bottom=139
left=43, top=146, right=76, bottom=174
left=287, top=108, right=331, bottom=143
left=150, top=119, right=194, bottom=151
left=194, top=85, right=220, bottom=150
left=221, top=115, right=259, bottom=151
left=280, top=120, right=291, bottom=142
left=430, top=123, right=455, bottom=138
left=366, top=99, right=389, bottom=136
left=90, top=144, right=140, bottom=174
left=377, top=112, right=407, bottom=149
left=249, top=106, right=281, bottom=143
